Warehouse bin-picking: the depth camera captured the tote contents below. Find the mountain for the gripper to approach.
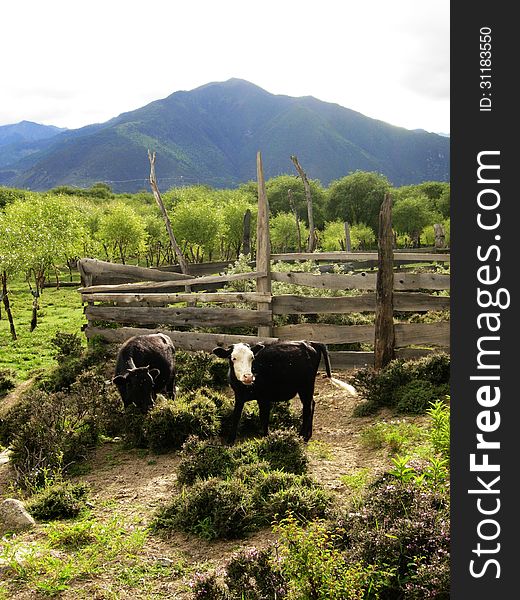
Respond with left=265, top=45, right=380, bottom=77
left=0, top=121, right=67, bottom=170
left=0, top=80, right=449, bottom=192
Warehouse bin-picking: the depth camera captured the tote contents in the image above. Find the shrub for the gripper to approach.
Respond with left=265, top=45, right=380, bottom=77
left=50, top=332, right=83, bottom=361
left=37, top=334, right=109, bottom=393
left=154, top=477, right=254, bottom=540
left=275, top=515, right=388, bottom=600
left=411, top=353, right=450, bottom=385
left=266, top=486, right=332, bottom=524
left=157, top=430, right=326, bottom=540
left=177, top=431, right=308, bottom=486
left=27, top=481, right=91, bottom=521
left=175, top=351, right=229, bottom=391
left=2, top=371, right=122, bottom=488
left=352, top=354, right=450, bottom=416
left=177, top=437, right=235, bottom=485
left=337, top=477, right=450, bottom=598
left=224, top=547, right=287, bottom=600
left=143, top=392, right=220, bottom=453
left=394, top=380, right=449, bottom=415
left=255, top=429, right=308, bottom=474
left=0, top=368, right=16, bottom=397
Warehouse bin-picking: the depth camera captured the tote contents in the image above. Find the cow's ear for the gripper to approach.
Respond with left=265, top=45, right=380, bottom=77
left=149, top=368, right=160, bottom=381
left=212, top=346, right=232, bottom=358
left=251, top=343, right=265, bottom=356
left=113, top=374, right=127, bottom=389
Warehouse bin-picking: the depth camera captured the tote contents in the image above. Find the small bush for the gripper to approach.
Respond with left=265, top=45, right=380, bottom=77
left=266, top=486, right=332, bottom=524
left=352, top=353, right=450, bottom=416
left=177, top=437, right=235, bottom=485
left=27, top=480, right=91, bottom=521
left=336, top=476, right=450, bottom=598
left=143, top=393, right=220, bottom=453
left=176, top=430, right=308, bottom=488
left=154, top=477, right=254, bottom=540
left=2, top=371, right=122, bottom=488
left=50, top=332, right=83, bottom=361
left=275, top=515, right=388, bottom=600
left=0, top=368, right=16, bottom=397
left=175, top=351, right=229, bottom=391
left=224, top=547, right=287, bottom=600
left=255, top=429, right=308, bottom=474
left=37, top=334, right=109, bottom=394
left=394, top=380, right=449, bottom=415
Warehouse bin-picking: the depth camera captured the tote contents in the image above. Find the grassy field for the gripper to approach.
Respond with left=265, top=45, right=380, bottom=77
left=0, top=281, right=85, bottom=381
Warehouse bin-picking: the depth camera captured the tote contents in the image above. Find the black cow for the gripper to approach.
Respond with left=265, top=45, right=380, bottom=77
left=212, top=340, right=356, bottom=444
left=113, top=333, right=176, bottom=413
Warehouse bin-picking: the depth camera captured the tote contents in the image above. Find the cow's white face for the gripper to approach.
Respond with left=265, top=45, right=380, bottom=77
left=231, top=343, right=255, bottom=385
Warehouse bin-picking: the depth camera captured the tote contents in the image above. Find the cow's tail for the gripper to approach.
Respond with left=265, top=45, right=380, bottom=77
left=311, top=341, right=357, bottom=396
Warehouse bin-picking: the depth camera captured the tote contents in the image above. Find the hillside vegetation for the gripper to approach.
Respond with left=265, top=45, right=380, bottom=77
left=0, top=79, right=449, bottom=191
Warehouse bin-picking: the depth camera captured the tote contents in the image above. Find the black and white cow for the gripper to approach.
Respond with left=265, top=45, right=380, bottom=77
left=113, top=333, right=176, bottom=413
left=212, top=340, right=356, bottom=444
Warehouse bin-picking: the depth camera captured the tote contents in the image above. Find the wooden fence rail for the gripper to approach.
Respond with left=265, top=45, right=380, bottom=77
left=77, top=156, right=449, bottom=370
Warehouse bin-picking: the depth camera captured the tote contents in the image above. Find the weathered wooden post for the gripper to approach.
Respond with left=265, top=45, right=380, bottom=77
left=434, top=223, right=446, bottom=249
left=148, top=150, right=189, bottom=276
left=344, top=222, right=352, bottom=252
left=256, top=152, right=273, bottom=338
left=374, top=192, right=395, bottom=369
left=288, top=188, right=303, bottom=253
left=290, top=155, right=316, bottom=252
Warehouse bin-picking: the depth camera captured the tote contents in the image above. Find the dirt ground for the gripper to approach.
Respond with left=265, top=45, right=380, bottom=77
left=0, top=371, right=412, bottom=599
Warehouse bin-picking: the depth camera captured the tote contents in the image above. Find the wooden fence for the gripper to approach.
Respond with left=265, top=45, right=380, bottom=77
left=77, top=154, right=450, bottom=371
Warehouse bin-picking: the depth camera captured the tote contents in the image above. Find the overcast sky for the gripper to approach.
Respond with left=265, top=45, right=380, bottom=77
left=0, top=1, right=449, bottom=134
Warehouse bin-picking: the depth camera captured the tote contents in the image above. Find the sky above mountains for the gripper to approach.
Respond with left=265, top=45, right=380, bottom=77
left=0, top=0, right=449, bottom=133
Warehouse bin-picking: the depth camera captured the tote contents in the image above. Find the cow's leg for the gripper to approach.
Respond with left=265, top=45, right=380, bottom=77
left=258, top=399, right=271, bottom=437
left=227, top=396, right=246, bottom=445
left=299, top=386, right=316, bottom=441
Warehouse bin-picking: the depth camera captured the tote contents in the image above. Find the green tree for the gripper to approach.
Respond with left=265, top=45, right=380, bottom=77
left=217, top=191, right=257, bottom=260
left=320, top=221, right=347, bottom=251
left=266, top=175, right=326, bottom=229
left=326, top=171, right=391, bottom=232
left=392, top=195, right=442, bottom=247
left=270, top=212, right=309, bottom=253
left=170, top=197, right=221, bottom=263
left=97, top=202, right=148, bottom=264
left=3, top=193, right=86, bottom=329
left=0, top=211, right=20, bottom=338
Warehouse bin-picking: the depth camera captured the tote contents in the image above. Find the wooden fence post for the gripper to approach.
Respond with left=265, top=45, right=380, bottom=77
left=256, top=152, right=273, bottom=338
left=374, top=192, right=395, bottom=369
left=344, top=222, right=352, bottom=252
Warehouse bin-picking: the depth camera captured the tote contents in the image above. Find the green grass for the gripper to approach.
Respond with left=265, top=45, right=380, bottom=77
left=0, top=281, right=85, bottom=381
left=360, top=419, right=429, bottom=455
left=0, top=515, right=187, bottom=597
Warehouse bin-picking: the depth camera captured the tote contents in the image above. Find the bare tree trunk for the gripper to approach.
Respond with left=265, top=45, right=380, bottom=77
left=242, top=208, right=251, bottom=256
left=288, top=188, right=303, bottom=253
left=374, top=193, right=395, bottom=370
left=290, top=155, right=316, bottom=252
left=1, top=271, right=17, bottom=340
left=148, top=150, right=189, bottom=275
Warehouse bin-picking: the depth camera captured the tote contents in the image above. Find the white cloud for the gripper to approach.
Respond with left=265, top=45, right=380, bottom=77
left=0, top=0, right=449, bottom=133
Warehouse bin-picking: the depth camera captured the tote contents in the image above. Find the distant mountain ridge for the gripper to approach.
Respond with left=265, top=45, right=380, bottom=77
left=0, top=79, right=449, bottom=191
left=0, top=121, right=66, bottom=169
